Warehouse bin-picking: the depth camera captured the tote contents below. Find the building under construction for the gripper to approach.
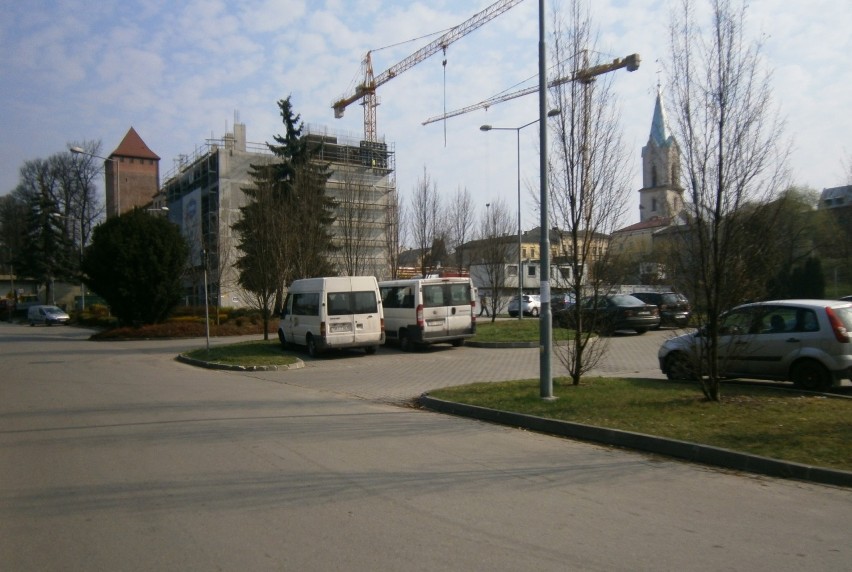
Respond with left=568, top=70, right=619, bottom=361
left=158, top=123, right=396, bottom=308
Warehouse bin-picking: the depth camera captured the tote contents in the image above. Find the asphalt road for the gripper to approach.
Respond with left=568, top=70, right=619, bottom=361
left=1, top=323, right=850, bottom=571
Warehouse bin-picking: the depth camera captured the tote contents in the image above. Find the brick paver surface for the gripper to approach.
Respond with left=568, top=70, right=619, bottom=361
left=248, top=328, right=676, bottom=404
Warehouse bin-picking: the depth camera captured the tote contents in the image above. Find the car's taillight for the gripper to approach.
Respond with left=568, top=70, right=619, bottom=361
left=416, top=304, right=424, bottom=329
left=470, top=300, right=476, bottom=323
left=825, top=307, right=850, bottom=343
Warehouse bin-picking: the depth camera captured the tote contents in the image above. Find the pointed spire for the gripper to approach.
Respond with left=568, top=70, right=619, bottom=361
left=111, top=127, right=160, bottom=160
left=649, top=87, right=671, bottom=147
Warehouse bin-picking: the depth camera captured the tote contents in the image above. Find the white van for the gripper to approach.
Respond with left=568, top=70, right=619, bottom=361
left=278, top=276, right=384, bottom=357
left=379, top=277, right=476, bottom=351
left=28, top=305, right=70, bottom=326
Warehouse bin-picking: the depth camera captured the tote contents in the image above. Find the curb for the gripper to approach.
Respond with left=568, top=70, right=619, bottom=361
left=466, top=341, right=538, bottom=348
left=175, top=354, right=305, bottom=372
left=418, top=394, right=852, bottom=488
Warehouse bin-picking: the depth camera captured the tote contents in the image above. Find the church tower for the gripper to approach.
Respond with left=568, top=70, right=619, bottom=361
left=106, top=127, right=160, bottom=218
left=638, top=90, right=684, bottom=223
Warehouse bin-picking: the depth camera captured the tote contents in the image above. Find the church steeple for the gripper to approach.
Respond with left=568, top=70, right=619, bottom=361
left=649, top=88, right=673, bottom=148
left=639, top=89, right=684, bottom=223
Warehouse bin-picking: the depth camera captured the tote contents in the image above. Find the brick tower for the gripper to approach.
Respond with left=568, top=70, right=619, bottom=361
left=106, top=127, right=160, bottom=218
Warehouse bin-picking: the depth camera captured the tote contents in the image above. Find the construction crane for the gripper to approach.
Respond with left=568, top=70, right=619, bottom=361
left=332, top=0, right=526, bottom=143
left=421, top=53, right=640, bottom=125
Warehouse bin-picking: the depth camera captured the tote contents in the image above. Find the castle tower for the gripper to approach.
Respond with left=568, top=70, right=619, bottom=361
left=106, top=127, right=160, bottom=218
left=638, top=90, right=684, bottom=223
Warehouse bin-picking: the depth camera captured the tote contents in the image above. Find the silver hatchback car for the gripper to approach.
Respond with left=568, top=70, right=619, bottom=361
left=507, top=294, right=541, bottom=317
left=658, top=299, right=852, bottom=391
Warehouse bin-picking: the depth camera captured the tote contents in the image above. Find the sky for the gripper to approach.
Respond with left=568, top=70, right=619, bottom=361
left=1, top=0, right=850, bottom=232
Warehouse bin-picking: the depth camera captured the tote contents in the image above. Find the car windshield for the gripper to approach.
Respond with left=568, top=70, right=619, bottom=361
left=42, top=306, right=64, bottom=314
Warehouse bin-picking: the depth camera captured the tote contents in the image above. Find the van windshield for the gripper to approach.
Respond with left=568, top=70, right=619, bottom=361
left=327, top=291, right=378, bottom=315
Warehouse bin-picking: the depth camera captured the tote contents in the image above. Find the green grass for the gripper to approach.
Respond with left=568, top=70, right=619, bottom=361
left=429, top=377, right=852, bottom=471
left=472, top=318, right=563, bottom=342
left=184, top=340, right=299, bottom=366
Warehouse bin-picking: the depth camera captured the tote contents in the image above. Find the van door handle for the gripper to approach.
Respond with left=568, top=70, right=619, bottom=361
left=451, top=307, right=457, bottom=315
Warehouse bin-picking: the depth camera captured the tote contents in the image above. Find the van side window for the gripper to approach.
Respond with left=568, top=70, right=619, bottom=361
left=292, top=292, right=320, bottom=316
left=381, top=286, right=410, bottom=309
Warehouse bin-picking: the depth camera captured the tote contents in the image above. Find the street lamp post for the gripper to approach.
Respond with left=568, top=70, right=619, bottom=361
left=481, top=109, right=560, bottom=321
left=69, top=146, right=121, bottom=217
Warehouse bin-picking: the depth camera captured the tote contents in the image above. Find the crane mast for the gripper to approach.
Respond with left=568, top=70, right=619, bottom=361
left=421, top=53, right=640, bottom=125
left=332, top=0, right=526, bottom=142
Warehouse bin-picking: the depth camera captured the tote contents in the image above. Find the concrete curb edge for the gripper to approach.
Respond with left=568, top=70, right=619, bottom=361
left=418, top=394, right=852, bottom=488
left=175, top=354, right=305, bottom=371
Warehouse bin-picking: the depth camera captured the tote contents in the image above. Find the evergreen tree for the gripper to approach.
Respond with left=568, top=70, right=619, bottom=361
left=82, top=209, right=188, bottom=325
left=234, top=97, right=336, bottom=337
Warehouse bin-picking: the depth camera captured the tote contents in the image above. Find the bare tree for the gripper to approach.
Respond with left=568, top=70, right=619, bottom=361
left=547, top=0, right=634, bottom=385
left=446, top=186, right=475, bottom=271
left=476, top=199, right=514, bottom=321
left=335, top=169, right=373, bottom=276
left=409, top=167, right=443, bottom=277
left=665, top=0, right=789, bottom=401
left=385, top=189, right=405, bottom=279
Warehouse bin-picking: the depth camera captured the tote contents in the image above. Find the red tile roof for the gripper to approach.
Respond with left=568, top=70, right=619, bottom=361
left=111, top=127, right=160, bottom=160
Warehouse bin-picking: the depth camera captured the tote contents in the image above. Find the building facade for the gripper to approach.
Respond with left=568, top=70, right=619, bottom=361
left=158, top=123, right=396, bottom=308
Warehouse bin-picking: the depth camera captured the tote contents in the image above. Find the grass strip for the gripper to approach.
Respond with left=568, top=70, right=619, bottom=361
left=429, top=377, right=852, bottom=471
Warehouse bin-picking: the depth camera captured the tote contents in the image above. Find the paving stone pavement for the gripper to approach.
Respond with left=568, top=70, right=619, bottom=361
left=244, top=328, right=675, bottom=404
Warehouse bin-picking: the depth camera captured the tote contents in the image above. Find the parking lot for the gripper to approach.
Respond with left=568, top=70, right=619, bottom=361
left=244, top=327, right=671, bottom=404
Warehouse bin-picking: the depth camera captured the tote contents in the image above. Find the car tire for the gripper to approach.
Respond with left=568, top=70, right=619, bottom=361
left=306, top=334, right=319, bottom=358
left=365, top=346, right=377, bottom=355
left=790, top=360, right=832, bottom=391
left=635, top=328, right=648, bottom=334
left=278, top=329, right=287, bottom=349
left=665, top=352, right=696, bottom=381
left=530, top=307, right=539, bottom=317
left=451, top=339, right=464, bottom=347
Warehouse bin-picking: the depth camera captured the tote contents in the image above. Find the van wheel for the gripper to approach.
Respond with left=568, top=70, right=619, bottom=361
left=791, top=360, right=831, bottom=391
left=530, top=308, right=540, bottom=317
left=306, top=335, right=319, bottom=358
left=365, top=346, right=377, bottom=355
left=277, top=329, right=287, bottom=349
left=399, top=331, right=413, bottom=352
left=451, top=339, right=464, bottom=347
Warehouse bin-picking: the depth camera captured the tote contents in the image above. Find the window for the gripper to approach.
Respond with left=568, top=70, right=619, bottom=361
left=527, top=266, right=536, bottom=276
left=326, top=291, right=378, bottom=315
left=292, top=293, right=320, bottom=316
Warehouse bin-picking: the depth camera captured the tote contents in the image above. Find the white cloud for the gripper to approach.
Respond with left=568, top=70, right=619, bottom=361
left=1, top=0, right=850, bottom=230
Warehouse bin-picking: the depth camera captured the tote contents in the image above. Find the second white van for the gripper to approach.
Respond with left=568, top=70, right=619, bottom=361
left=278, top=276, right=384, bottom=357
left=379, top=277, right=476, bottom=351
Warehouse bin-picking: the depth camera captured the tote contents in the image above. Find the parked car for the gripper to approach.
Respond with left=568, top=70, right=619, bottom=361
left=555, top=294, right=660, bottom=335
left=549, top=292, right=576, bottom=313
left=840, top=295, right=852, bottom=302
left=658, top=299, right=852, bottom=390
left=508, top=294, right=541, bottom=317
left=27, top=305, right=70, bottom=326
left=631, top=291, right=691, bottom=328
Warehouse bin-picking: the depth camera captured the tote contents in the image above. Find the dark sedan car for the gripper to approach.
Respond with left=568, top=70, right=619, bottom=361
left=630, top=291, right=691, bottom=328
left=555, top=294, right=660, bottom=335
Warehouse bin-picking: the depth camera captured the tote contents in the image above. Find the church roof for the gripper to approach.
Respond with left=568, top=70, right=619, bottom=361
left=649, top=90, right=674, bottom=148
left=111, top=127, right=160, bottom=160
left=613, top=216, right=671, bottom=234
